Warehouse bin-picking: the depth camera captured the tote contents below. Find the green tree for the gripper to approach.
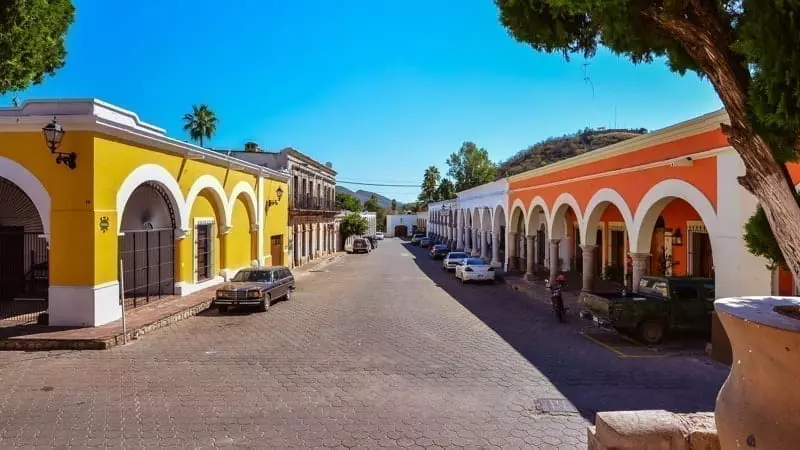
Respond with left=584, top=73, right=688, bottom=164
left=336, top=192, right=361, bottom=212
left=447, top=142, right=496, bottom=192
left=744, top=192, right=800, bottom=269
left=0, top=1, right=75, bottom=94
left=363, top=194, right=380, bottom=212
left=495, top=0, right=800, bottom=282
left=375, top=207, right=387, bottom=232
left=391, top=199, right=397, bottom=212
left=418, top=166, right=441, bottom=204
left=437, top=178, right=457, bottom=200
left=182, top=104, right=218, bottom=147
left=340, top=212, right=368, bottom=245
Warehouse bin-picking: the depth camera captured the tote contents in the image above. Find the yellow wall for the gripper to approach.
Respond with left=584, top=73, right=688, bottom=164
left=263, top=178, right=289, bottom=265
left=228, top=195, right=255, bottom=270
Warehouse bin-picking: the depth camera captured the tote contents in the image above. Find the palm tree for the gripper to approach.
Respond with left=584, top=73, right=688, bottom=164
left=182, top=104, right=218, bottom=147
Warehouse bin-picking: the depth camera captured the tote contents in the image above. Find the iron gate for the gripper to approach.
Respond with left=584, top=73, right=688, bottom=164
left=0, top=229, right=48, bottom=323
left=121, top=229, right=175, bottom=310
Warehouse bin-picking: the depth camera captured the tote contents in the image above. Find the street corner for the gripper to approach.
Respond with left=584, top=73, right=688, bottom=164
left=580, top=326, right=710, bottom=359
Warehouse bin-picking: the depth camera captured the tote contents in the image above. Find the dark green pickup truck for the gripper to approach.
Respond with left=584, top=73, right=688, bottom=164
left=581, top=276, right=715, bottom=344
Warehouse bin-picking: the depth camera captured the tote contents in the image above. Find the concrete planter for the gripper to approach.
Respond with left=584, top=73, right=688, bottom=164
left=714, top=296, right=800, bottom=450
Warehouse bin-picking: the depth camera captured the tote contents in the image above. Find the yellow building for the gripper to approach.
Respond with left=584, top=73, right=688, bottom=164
left=0, top=99, right=289, bottom=327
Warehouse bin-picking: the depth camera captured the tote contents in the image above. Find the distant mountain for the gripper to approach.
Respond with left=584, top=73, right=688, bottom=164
left=336, top=186, right=399, bottom=209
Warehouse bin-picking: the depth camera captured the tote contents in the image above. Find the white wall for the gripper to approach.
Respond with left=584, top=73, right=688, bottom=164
left=386, top=214, right=417, bottom=237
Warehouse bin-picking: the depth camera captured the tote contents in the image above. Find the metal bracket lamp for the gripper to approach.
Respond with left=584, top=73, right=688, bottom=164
left=266, top=186, right=284, bottom=208
left=42, top=118, right=77, bottom=170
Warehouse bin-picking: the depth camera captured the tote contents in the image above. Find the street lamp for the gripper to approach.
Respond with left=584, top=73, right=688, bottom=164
left=267, top=186, right=284, bottom=208
left=42, top=118, right=77, bottom=170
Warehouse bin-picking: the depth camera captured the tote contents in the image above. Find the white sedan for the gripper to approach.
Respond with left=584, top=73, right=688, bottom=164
left=455, top=258, right=496, bottom=283
left=442, top=251, right=469, bottom=271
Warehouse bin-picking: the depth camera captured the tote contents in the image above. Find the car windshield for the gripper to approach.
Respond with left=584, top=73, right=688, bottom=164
left=448, top=253, right=467, bottom=259
left=434, top=245, right=448, bottom=249
left=231, top=270, right=271, bottom=282
left=465, top=258, right=485, bottom=265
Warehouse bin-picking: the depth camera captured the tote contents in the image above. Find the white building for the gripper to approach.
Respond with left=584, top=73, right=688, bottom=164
left=385, top=213, right=419, bottom=237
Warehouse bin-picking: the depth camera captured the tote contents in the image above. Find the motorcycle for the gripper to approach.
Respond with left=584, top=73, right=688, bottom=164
left=545, top=276, right=567, bottom=323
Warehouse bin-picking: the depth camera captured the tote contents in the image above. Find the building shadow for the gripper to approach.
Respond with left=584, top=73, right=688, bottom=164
left=401, top=241, right=729, bottom=422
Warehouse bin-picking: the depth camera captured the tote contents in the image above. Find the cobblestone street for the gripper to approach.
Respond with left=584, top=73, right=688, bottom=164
left=0, top=238, right=729, bottom=449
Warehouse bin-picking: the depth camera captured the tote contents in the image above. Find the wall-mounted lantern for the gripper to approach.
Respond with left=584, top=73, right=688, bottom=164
left=672, top=228, right=683, bottom=246
left=266, top=186, right=284, bottom=208
left=42, top=118, right=77, bottom=170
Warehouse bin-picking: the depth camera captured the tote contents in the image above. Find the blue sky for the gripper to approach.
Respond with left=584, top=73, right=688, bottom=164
left=4, top=0, right=722, bottom=202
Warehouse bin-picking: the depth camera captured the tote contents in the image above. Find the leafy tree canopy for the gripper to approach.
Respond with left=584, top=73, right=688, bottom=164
left=0, top=0, right=74, bottom=94
left=744, top=191, right=800, bottom=268
left=336, top=192, right=361, bottom=212
left=340, top=212, right=368, bottom=242
left=437, top=178, right=457, bottom=200
left=447, top=142, right=496, bottom=191
left=418, top=166, right=441, bottom=204
left=363, top=194, right=380, bottom=212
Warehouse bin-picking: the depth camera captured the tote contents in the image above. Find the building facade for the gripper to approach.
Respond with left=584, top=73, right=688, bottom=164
left=221, top=146, right=338, bottom=268
left=0, top=99, right=289, bottom=327
left=385, top=214, right=420, bottom=237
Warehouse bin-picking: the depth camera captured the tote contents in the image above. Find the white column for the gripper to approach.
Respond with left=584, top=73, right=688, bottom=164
left=631, top=253, right=650, bottom=292
left=479, top=230, right=488, bottom=260
left=549, top=239, right=560, bottom=281
left=491, top=231, right=501, bottom=268
left=580, top=245, right=596, bottom=292
left=464, top=227, right=472, bottom=253
left=457, top=222, right=464, bottom=250
left=524, top=235, right=536, bottom=281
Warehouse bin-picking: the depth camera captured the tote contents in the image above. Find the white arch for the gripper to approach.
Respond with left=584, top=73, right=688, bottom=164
left=509, top=199, right=527, bottom=234
left=527, top=196, right=551, bottom=236
left=481, top=206, right=492, bottom=232
left=116, top=164, right=187, bottom=232
left=472, top=208, right=482, bottom=231
left=0, top=156, right=51, bottom=235
left=581, top=188, right=635, bottom=245
left=631, top=179, right=718, bottom=253
left=548, top=192, right=584, bottom=239
left=493, top=204, right=507, bottom=235
left=227, top=181, right=259, bottom=227
left=185, top=175, right=231, bottom=228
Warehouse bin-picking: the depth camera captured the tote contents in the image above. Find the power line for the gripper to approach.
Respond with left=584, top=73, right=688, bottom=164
left=337, top=180, right=420, bottom=187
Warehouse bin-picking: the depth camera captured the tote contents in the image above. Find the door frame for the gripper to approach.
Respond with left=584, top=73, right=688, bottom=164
left=193, top=218, right=215, bottom=283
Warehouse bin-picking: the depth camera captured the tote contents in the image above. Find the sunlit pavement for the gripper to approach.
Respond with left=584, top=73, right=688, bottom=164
left=0, top=238, right=728, bottom=448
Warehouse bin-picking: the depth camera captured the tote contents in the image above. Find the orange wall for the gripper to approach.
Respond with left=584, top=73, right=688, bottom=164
left=654, top=199, right=701, bottom=276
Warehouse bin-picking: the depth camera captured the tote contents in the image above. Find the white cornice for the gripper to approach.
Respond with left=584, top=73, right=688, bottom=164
left=0, top=98, right=289, bottom=183
left=508, top=109, right=729, bottom=183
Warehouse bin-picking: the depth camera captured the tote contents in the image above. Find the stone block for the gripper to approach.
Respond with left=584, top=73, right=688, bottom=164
left=591, top=410, right=719, bottom=450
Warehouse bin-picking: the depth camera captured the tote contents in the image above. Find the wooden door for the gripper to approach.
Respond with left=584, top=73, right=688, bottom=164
left=270, top=235, right=283, bottom=266
left=0, top=227, right=24, bottom=300
left=691, top=232, right=713, bottom=277
left=197, top=224, right=211, bottom=281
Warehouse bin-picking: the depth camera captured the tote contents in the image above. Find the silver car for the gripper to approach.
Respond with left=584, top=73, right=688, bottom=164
left=442, top=252, right=469, bottom=271
left=213, top=267, right=295, bottom=313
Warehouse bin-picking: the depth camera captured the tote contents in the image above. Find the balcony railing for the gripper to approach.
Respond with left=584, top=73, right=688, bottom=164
left=291, top=194, right=338, bottom=211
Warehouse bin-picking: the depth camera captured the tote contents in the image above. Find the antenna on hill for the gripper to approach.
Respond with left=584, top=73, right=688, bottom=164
left=583, top=59, right=595, bottom=98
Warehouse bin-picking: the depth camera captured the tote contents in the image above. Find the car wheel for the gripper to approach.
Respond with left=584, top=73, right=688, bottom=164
left=259, top=294, right=271, bottom=313
left=217, top=305, right=228, bottom=313
left=638, top=320, right=665, bottom=345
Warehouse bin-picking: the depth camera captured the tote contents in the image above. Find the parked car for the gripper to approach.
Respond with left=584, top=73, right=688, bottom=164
left=442, top=252, right=469, bottom=271
left=213, top=266, right=294, bottom=313
left=455, top=258, right=496, bottom=283
left=419, top=237, right=432, bottom=248
left=410, top=233, right=426, bottom=245
left=352, top=238, right=371, bottom=254
left=364, top=235, right=378, bottom=248
left=375, top=232, right=384, bottom=240
left=430, top=244, right=450, bottom=259
left=580, top=276, right=714, bottom=344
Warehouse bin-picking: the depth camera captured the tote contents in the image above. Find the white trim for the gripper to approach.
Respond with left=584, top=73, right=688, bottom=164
left=508, top=109, right=728, bottom=183
left=509, top=147, right=728, bottom=194
left=0, top=156, right=51, bottom=234
left=492, top=204, right=507, bottom=235
left=509, top=199, right=528, bottom=234
left=175, top=276, right=224, bottom=296
left=227, top=181, right=258, bottom=227
left=526, top=196, right=551, bottom=235
left=116, top=163, right=188, bottom=232
left=49, top=282, right=121, bottom=326
left=186, top=175, right=230, bottom=228
left=631, top=179, right=718, bottom=253
left=581, top=188, right=634, bottom=245
left=548, top=192, right=584, bottom=239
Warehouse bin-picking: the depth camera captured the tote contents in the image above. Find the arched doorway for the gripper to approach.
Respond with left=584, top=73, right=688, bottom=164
left=0, top=177, right=48, bottom=323
left=120, top=182, right=177, bottom=310
left=508, top=205, right=526, bottom=272
left=582, top=190, right=634, bottom=285
left=493, top=205, right=506, bottom=266
left=549, top=194, right=582, bottom=274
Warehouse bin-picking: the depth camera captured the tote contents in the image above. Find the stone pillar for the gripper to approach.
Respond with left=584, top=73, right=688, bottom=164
left=456, top=223, right=463, bottom=250
left=580, top=245, right=596, bottom=292
left=508, top=232, right=518, bottom=270
left=549, top=239, right=560, bottom=282
left=491, top=231, right=501, bottom=267
left=465, top=227, right=472, bottom=253
left=631, top=253, right=650, bottom=292
left=472, top=230, right=480, bottom=256
left=480, top=231, right=488, bottom=260
left=524, top=235, right=536, bottom=281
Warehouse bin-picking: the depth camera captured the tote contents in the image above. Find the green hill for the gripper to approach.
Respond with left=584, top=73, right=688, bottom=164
left=496, top=128, right=648, bottom=179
